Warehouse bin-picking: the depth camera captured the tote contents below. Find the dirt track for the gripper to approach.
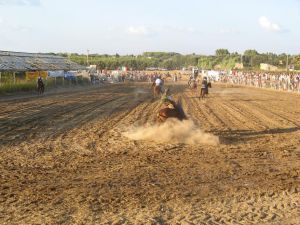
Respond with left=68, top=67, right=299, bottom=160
left=1, top=83, right=300, bottom=224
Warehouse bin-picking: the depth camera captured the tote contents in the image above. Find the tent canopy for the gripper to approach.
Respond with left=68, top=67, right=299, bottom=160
left=0, top=51, right=85, bottom=72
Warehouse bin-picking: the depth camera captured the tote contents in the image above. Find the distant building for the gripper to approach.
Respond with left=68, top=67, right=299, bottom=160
left=0, top=50, right=85, bottom=72
left=260, top=63, right=278, bottom=71
left=0, top=50, right=85, bottom=82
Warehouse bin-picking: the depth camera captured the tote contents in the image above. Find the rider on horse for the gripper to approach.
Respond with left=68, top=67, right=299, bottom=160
left=157, top=88, right=187, bottom=122
left=38, top=75, right=43, bottom=83
left=161, top=88, right=176, bottom=109
left=201, top=77, right=209, bottom=96
left=155, top=76, right=164, bottom=94
left=37, top=76, right=45, bottom=93
left=188, top=75, right=193, bottom=86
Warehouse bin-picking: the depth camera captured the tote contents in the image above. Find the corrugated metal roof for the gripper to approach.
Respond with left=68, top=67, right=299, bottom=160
left=0, top=51, right=86, bottom=72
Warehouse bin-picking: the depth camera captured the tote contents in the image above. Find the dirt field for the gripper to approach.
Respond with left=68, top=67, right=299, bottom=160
left=1, top=82, right=300, bottom=224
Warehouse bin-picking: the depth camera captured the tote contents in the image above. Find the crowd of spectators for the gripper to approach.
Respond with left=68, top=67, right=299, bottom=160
left=220, top=71, right=300, bottom=92
left=90, top=71, right=183, bottom=85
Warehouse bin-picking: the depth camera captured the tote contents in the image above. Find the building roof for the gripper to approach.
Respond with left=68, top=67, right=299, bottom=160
left=0, top=51, right=86, bottom=72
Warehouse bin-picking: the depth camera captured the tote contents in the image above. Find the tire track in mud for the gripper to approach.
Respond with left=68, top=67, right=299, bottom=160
left=227, top=99, right=282, bottom=129
left=0, top=100, right=89, bottom=131
left=217, top=101, right=265, bottom=131
left=221, top=86, right=300, bottom=128
left=181, top=91, right=200, bottom=122
left=176, top=188, right=300, bottom=225
left=73, top=92, right=152, bottom=141
left=36, top=89, right=153, bottom=170
left=125, top=95, right=167, bottom=125
left=0, top=98, right=109, bottom=135
left=0, top=95, right=100, bottom=123
left=120, top=98, right=158, bottom=125
left=0, top=89, right=96, bottom=114
left=203, top=100, right=240, bottom=131
left=246, top=100, right=300, bottom=128
left=250, top=96, right=300, bottom=115
left=0, top=101, right=65, bottom=126
left=232, top=102, right=299, bottom=134
left=99, top=94, right=186, bottom=156
left=211, top=85, right=276, bottom=129
left=221, top=101, right=269, bottom=131
left=183, top=91, right=224, bottom=131
left=100, top=98, right=159, bottom=138
left=201, top=92, right=262, bottom=132
left=0, top=84, right=133, bottom=117
left=52, top=103, right=133, bottom=167
left=46, top=95, right=130, bottom=138
left=2, top=83, right=300, bottom=225
left=0, top=93, right=131, bottom=144
left=85, top=91, right=185, bottom=156
left=0, top=101, right=59, bottom=119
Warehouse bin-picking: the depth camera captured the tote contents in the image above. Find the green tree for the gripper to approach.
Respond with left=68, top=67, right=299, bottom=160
left=215, top=49, right=230, bottom=56
left=244, top=49, right=258, bottom=57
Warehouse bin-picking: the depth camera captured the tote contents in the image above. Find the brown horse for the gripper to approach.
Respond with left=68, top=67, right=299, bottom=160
left=188, top=79, right=197, bottom=90
left=157, top=98, right=187, bottom=122
left=151, top=82, right=162, bottom=98
left=200, top=82, right=212, bottom=99
left=37, top=82, right=44, bottom=95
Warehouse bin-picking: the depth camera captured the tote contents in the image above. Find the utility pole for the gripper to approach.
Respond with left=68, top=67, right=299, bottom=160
left=286, top=54, right=289, bottom=72
left=87, top=49, right=90, bottom=66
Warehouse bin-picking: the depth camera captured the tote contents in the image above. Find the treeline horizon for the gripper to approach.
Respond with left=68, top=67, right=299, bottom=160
left=54, top=49, right=300, bottom=71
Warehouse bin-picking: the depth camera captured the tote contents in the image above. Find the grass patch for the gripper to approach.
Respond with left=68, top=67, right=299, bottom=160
left=0, top=82, right=37, bottom=94
left=0, top=77, right=91, bottom=94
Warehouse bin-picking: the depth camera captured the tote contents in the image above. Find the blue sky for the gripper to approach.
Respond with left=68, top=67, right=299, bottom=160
left=0, top=0, right=299, bottom=55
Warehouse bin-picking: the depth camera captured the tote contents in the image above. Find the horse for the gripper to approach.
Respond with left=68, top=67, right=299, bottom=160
left=157, top=97, right=187, bottom=123
left=151, top=82, right=162, bottom=98
left=200, top=82, right=211, bottom=99
left=188, top=79, right=198, bottom=97
left=188, top=79, right=197, bottom=90
left=37, top=82, right=44, bottom=95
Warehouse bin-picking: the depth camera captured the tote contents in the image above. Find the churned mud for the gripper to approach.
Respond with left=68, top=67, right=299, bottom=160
left=0, top=83, right=300, bottom=224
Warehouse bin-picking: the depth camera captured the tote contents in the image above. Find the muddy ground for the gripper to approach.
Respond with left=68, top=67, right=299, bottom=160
left=0, top=82, right=300, bottom=224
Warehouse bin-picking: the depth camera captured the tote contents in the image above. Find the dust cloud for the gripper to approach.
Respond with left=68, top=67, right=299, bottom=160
left=123, top=119, right=219, bottom=145
left=133, top=88, right=149, bottom=99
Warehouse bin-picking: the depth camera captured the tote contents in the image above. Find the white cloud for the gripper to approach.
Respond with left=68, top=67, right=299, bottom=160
left=259, top=16, right=282, bottom=32
left=126, top=26, right=150, bottom=36
left=0, top=0, right=41, bottom=6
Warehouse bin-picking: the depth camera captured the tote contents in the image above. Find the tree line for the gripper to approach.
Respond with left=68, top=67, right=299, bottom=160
left=57, top=49, right=300, bottom=71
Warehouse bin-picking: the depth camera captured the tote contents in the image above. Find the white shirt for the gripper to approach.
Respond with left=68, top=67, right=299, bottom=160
left=155, top=78, right=162, bottom=86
